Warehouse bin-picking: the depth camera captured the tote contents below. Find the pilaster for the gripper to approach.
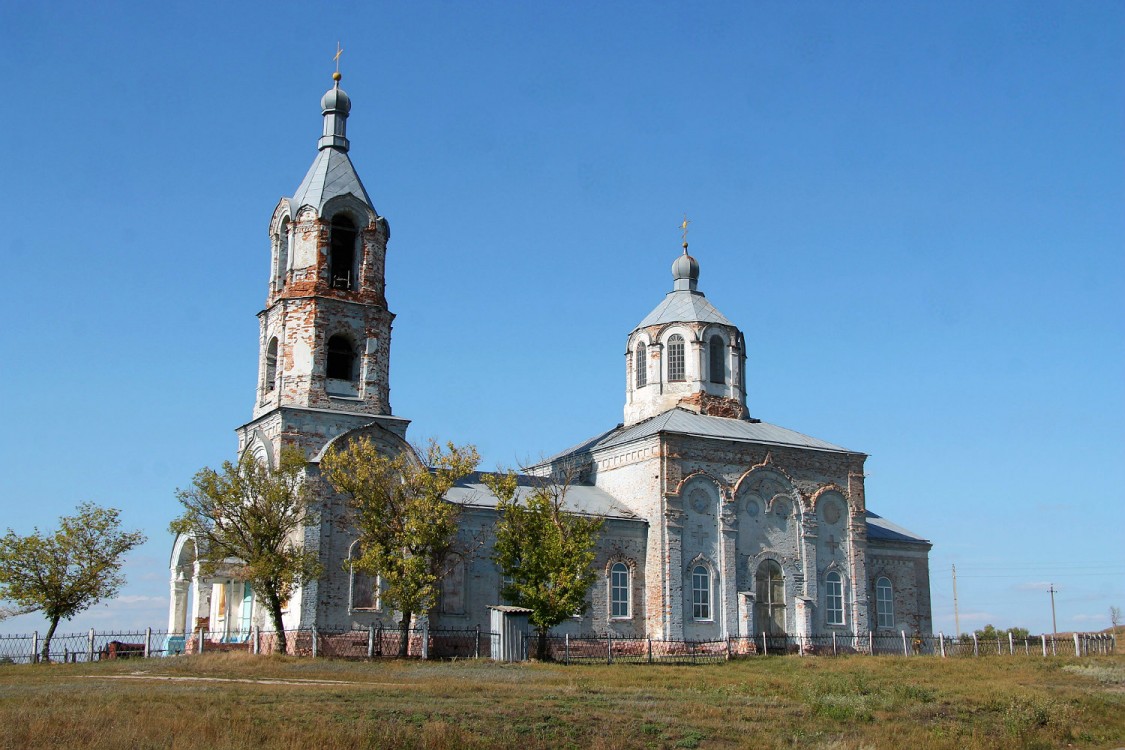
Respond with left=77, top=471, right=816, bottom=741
left=664, top=503, right=684, bottom=639
left=719, top=498, right=739, bottom=638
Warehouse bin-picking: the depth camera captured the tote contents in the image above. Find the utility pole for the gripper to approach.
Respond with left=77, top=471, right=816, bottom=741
left=952, top=564, right=960, bottom=637
left=1049, top=583, right=1058, bottom=636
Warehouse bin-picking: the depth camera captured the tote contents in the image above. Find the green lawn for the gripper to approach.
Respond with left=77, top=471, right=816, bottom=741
left=0, top=652, right=1121, bottom=749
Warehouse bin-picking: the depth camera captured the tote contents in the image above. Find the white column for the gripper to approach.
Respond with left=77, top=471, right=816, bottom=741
left=737, top=592, right=755, bottom=638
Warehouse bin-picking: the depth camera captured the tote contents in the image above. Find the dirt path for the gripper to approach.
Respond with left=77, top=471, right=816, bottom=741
left=85, top=672, right=390, bottom=687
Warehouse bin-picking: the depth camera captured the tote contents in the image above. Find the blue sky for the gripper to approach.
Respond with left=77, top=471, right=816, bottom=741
left=0, top=1, right=1121, bottom=637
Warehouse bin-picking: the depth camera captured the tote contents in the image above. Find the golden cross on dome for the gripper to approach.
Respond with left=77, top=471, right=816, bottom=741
left=334, top=42, right=344, bottom=74
left=680, top=214, right=691, bottom=249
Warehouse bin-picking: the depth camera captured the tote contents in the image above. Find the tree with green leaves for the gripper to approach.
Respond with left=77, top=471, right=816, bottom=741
left=321, top=438, right=479, bottom=657
left=970, top=624, right=1030, bottom=642
left=171, top=446, right=322, bottom=654
left=0, top=503, right=146, bottom=662
left=485, top=471, right=604, bottom=661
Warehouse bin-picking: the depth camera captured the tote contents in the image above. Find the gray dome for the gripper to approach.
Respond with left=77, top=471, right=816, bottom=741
left=672, top=252, right=699, bottom=283
left=321, top=85, right=352, bottom=114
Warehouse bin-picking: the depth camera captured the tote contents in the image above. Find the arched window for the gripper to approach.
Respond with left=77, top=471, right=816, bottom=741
left=610, top=562, right=630, bottom=618
left=276, top=218, right=290, bottom=290
left=264, top=338, right=279, bottom=392
left=329, top=214, right=357, bottom=290
left=326, top=335, right=356, bottom=381
left=826, top=571, right=844, bottom=625
left=635, top=343, right=647, bottom=388
left=708, top=334, right=725, bottom=384
left=691, top=565, right=711, bottom=620
left=348, top=543, right=378, bottom=611
left=668, top=334, right=685, bottom=382
left=755, top=560, right=785, bottom=635
left=876, top=577, right=894, bottom=628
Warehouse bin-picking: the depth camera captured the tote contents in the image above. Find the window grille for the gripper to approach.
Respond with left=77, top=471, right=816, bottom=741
left=876, top=576, right=894, bottom=628
left=668, top=335, right=685, bottom=381
left=692, top=566, right=711, bottom=620
left=610, top=563, right=630, bottom=618
left=826, top=571, right=844, bottom=625
left=635, top=343, right=647, bottom=388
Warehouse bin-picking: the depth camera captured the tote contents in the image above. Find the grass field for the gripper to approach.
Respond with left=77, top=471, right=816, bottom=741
left=0, top=652, right=1122, bottom=750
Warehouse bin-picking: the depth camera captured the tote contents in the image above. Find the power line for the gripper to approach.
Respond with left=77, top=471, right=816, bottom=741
left=954, top=575, right=1120, bottom=580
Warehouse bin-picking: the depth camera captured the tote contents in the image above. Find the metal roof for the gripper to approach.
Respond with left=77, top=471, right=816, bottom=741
left=289, top=147, right=374, bottom=215
left=543, top=408, right=857, bottom=464
left=445, top=472, right=642, bottom=521
left=635, top=290, right=733, bottom=330
left=865, top=511, right=930, bottom=545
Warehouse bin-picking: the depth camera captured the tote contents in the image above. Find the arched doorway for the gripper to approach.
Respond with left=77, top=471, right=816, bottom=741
left=755, top=560, right=786, bottom=650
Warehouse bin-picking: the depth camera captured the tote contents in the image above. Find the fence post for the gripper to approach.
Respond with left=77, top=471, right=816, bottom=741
left=253, top=626, right=260, bottom=655
left=198, top=629, right=204, bottom=655
left=1041, top=634, right=1047, bottom=657
left=144, top=627, right=151, bottom=659
left=1008, top=632, right=1013, bottom=655
left=901, top=630, right=908, bottom=657
left=366, top=624, right=374, bottom=659
left=607, top=634, right=612, bottom=665
left=939, top=632, right=945, bottom=658
left=474, top=625, right=480, bottom=659
left=1024, top=638, right=1028, bottom=656
left=832, top=632, right=837, bottom=657
left=648, top=637, right=653, bottom=663
left=31, top=632, right=38, bottom=664
left=868, top=630, right=873, bottom=655
left=564, top=633, right=570, bottom=665
left=726, top=636, right=732, bottom=661
left=422, top=623, right=429, bottom=660
left=89, top=628, right=96, bottom=662
left=762, top=632, right=768, bottom=657
left=377, top=623, right=383, bottom=657
left=972, top=633, right=978, bottom=657
left=1073, top=632, right=1080, bottom=656
left=311, top=627, right=318, bottom=658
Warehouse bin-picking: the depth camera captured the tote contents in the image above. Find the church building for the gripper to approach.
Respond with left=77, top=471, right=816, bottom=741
left=168, top=75, right=933, bottom=646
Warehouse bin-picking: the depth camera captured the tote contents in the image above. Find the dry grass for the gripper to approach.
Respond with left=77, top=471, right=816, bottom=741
left=0, top=652, right=1122, bottom=749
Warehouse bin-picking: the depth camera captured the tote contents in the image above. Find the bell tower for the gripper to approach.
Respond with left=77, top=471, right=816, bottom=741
left=254, top=72, right=395, bottom=421
left=238, top=72, right=408, bottom=464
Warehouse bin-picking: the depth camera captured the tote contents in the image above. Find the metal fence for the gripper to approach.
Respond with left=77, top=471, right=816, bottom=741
left=0, top=627, right=1114, bottom=665
left=0, top=628, right=178, bottom=665
left=0, top=625, right=494, bottom=665
left=532, top=634, right=756, bottom=664
left=528, top=631, right=1117, bottom=664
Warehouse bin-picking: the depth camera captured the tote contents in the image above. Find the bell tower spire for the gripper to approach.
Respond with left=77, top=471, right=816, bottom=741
left=242, top=71, right=402, bottom=438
